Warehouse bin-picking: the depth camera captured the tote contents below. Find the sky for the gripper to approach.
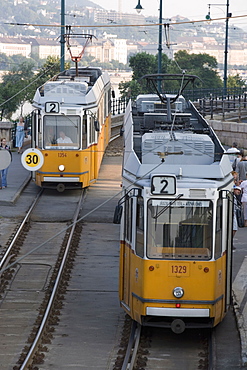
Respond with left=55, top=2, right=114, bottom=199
left=94, top=0, right=247, bottom=30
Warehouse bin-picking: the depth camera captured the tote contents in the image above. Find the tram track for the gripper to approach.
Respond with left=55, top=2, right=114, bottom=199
left=17, top=191, right=84, bottom=369
left=0, top=188, right=86, bottom=369
left=110, top=121, right=122, bottom=143
left=114, top=317, right=214, bottom=370
left=0, top=189, right=43, bottom=276
left=120, top=320, right=142, bottom=370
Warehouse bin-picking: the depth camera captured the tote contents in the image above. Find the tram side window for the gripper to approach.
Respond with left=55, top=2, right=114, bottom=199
left=215, top=198, right=222, bottom=259
left=89, top=116, right=96, bottom=145
left=104, top=91, right=107, bottom=118
left=227, top=192, right=233, bottom=250
left=108, top=89, right=111, bottom=115
left=104, top=88, right=111, bottom=118
left=124, top=196, right=133, bottom=244
left=82, top=114, right=87, bottom=149
left=38, top=115, right=42, bottom=148
left=97, top=104, right=102, bottom=130
left=108, top=89, right=111, bottom=116
left=136, top=196, right=144, bottom=257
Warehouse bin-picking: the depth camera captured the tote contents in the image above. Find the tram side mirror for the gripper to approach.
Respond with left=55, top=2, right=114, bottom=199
left=112, top=90, right=115, bottom=99
left=113, top=204, right=123, bottom=224
left=94, top=120, right=100, bottom=132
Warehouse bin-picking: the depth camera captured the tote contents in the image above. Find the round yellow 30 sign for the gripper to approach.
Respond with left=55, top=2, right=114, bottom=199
left=21, top=148, right=44, bottom=171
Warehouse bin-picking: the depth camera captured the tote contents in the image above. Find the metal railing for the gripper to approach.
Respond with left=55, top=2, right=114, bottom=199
left=178, top=87, right=246, bottom=102
left=111, top=97, right=128, bottom=115
left=199, top=94, right=247, bottom=120
left=111, top=89, right=247, bottom=121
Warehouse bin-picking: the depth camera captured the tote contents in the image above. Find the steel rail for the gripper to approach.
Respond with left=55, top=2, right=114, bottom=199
left=129, top=323, right=141, bottom=370
left=109, top=134, right=121, bottom=143
left=111, top=121, right=123, bottom=129
left=0, top=188, right=43, bottom=272
left=110, top=121, right=122, bottom=143
left=209, top=329, right=215, bottom=370
left=121, top=320, right=141, bottom=370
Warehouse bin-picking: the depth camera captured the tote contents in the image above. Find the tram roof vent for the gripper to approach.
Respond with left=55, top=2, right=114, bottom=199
left=44, top=81, right=88, bottom=96
left=136, top=95, right=160, bottom=112
left=141, top=132, right=215, bottom=165
left=189, top=189, right=206, bottom=198
left=141, top=101, right=155, bottom=113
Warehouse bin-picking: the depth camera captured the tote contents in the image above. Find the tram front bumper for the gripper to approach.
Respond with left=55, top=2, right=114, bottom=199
left=146, top=307, right=210, bottom=317
left=43, top=176, right=80, bottom=182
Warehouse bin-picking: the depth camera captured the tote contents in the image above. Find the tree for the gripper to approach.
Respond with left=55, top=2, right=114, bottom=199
left=119, top=52, right=175, bottom=97
left=129, top=52, right=157, bottom=80
left=34, top=56, right=70, bottom=87
left=227, top=74, right=246, bottom=90
left=0, top=53, right=11, bottom=70
left=0, top=56, right=70, bottom=120
left=119, top=50, right=223, bottom=98
left=173, top=50, right=222, bottom=89
left=119, top=80, right=143, bottom=99
left=0, top=60, right=35, bottom=120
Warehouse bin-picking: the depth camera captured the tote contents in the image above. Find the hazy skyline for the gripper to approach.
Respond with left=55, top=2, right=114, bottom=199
left=94, top=0, right=247, bottom=30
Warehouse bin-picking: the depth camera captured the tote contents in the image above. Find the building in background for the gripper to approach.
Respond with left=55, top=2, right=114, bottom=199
left=0, top=36, right=31, bottom=58
left=21, top=37, right=60, bottom=59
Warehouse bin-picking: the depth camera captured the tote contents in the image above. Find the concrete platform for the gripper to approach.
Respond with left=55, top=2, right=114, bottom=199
left=0, top=147, right=31, bottom=206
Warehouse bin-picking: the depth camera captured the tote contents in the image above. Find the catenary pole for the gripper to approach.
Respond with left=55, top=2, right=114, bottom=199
left=60, top=0, right=65, bottom=72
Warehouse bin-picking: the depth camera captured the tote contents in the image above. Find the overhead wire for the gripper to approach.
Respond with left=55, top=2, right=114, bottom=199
left=3, top=13, right=247, bottom=29
left=3, top=13, right=246, bottom=62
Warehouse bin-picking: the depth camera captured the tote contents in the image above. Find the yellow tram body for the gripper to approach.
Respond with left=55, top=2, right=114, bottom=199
left=31, top=67, right=111, bottom=191
left=35, top=115, right=111, bottom=189
left=119, top=244, right=227, bottom=328
left=115, top=75, right=234, bottom=333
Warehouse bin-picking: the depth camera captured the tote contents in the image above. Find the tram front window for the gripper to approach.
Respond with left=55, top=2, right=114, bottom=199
left=43, top=115, right=80, bottom=149
left=147, top=199, right=213, bottom=260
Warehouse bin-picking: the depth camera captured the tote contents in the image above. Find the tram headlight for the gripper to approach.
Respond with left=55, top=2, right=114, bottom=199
left=58, top=164, right=65, bottom=172
left=173, top=287, right=184, bottom=299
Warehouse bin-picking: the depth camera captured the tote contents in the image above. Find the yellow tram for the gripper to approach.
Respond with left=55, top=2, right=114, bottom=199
left=31, top=67, right=111, bottom=191
left=114, top=74, right=234, bottom=333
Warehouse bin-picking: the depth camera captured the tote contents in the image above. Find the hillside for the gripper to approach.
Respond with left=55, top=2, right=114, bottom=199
left=0, top=0, right=246, bottom=63
left=0, top=0, right=101, bottom=37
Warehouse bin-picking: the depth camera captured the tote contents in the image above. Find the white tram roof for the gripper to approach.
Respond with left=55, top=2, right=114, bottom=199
left=136, top=94, right=187, bottom=113
left=122, top=96, right=232, bottom=183
left=32, top=67, right=110, bottom=109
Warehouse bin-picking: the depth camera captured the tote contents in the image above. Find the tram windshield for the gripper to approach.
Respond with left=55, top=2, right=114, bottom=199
left=147, top=199, right=213, bottom=260
left=43, top=115, right=80, bottom=149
